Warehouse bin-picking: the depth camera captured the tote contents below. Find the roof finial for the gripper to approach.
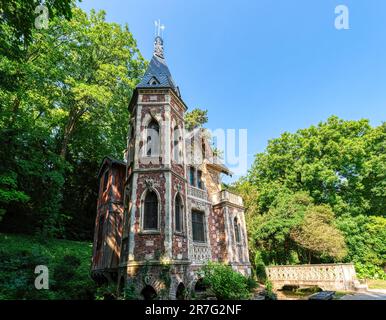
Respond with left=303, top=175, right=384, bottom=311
left=154, top=19, right=165, bottom=37
left=153, top=20, right=165, bottom=58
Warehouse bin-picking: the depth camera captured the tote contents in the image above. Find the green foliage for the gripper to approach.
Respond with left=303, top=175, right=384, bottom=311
left=243, top=117, right=385, bottom=217
left=0, top=233, right=96, bottom=299
left=0, top=171, right=30, bottom=222
left=184, top=108, right=208, bottom=131
left=0, top=0, right=73, bottom=48
left=0, top=6, right=146, bottom=239
left=235, top=117, right=385, bottom=279
left=249, top=192, right=345, bottom=265
left=336, top=215, right=386, bottom=279
left=123, top=280, right=138, bottom=300
left=245, top=276, right=258, bottom=292
left=254, top=251, right=266, bottom=282
left=263, top=280, right=277, bottom=300
left=201, top=262, right=251, bottom=300
left=290, top=204, right=347, bottom=262
left=95, top=283, right=118, bottom=300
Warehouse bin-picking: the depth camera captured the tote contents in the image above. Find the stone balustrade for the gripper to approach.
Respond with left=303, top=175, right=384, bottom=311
left=211, top=190, right=244, bottom=207
left=188, top=185, right=208, bottom=201
left=266, top=263, right=359, bottom=291
left=191, top=245, right=211, bottom=264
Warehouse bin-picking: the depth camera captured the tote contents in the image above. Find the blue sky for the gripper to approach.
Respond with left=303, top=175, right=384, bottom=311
left=79, top=0, right=385, bottom=181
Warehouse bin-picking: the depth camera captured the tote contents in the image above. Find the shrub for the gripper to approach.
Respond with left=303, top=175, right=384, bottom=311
left=245, top=276, right=258, bottom=292
left=201, top=262, right=251, bottom=300
left=336, top=215, right=386, bottom=280
left=254, top=251, right=267, bottom=282
left=263, top=280, right=277, bottom=300
left=95, top=283, right=117, bottom=300
left=123, top=281, right=138, bottom=300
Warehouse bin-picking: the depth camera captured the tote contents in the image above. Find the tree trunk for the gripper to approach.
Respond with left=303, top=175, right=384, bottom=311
left=60, top=108, right=79, bottom=159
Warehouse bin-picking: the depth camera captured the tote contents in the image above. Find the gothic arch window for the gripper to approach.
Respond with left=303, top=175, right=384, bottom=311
left=146, top=119, right=160, bottom=157
left=175, top=193, right=183, bottom=232
left=173, top=125, right=182, bottom=163
left=234, top=217, right=241, bottom=243
left=143, top=191, right=158, bottom=230
left=197, top=170, right=203, bottom=189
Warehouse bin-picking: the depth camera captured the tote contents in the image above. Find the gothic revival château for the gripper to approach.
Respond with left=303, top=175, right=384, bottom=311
left=91, top=36, right=251, bottom=299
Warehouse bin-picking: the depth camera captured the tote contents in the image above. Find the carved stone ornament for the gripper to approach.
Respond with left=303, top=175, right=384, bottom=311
left=145, top=178, right=154, bottom=189
left=154, top=36, right=164, bottom=59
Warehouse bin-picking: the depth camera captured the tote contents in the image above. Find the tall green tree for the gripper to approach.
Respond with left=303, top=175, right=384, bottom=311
left=244, top=117, right=385, bottom=217
left=0, top=7, right=146, bottom=238
left=236, top=117, right=385, bottom=278
left=184, top=108, right=208, bottom=131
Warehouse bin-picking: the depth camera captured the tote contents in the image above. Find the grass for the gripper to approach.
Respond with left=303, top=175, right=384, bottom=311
left=0, top=233, right=95, bottom=300
left=367, top=279, right=386, bottom=290
left=333, top=291, right=348, bottom=300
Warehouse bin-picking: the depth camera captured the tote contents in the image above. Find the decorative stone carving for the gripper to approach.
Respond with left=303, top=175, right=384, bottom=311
left=145, top=178, right=154, bottom=189
left=191, top=245, right=211, bottom=264
left=154, top=36, right=164, bottom=59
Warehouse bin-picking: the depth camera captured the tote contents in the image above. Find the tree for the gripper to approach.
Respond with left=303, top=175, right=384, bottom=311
left=184, top=108, right=208, bottom=131
left=0, top=7, right=146, bottom=238
left=290, top=205, right=347, bottom=263
left=336, top=215, right=386, bottom=279
left=235, top=117, right=385, bottom=279
left=246, top=191, right=346, bottom=265
left=243, top=117, right=385, bottom=217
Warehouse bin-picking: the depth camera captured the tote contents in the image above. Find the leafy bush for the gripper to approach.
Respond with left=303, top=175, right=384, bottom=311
left=254, top=251, right=267, bottom=282
left=123, top=281, right=138, bottom=300
left=0, top=233, right=96, bottom=299
left=245, top=276, right=258, bottom=292
left=263, top=280, right=277, bottom=300
left=95, top=284, right=118, bottom=300
left=201, top=262, right=251, bottom=300
left=336, top=215, right=386, bottom=280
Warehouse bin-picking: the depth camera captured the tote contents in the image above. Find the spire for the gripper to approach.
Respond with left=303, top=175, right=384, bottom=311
left=136, top=21, right=181, bottom=97
left=153, top=20, right=165, bottom=58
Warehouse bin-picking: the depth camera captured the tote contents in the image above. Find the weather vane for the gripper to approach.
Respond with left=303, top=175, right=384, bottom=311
left=154, top=19, right=165, bottom=38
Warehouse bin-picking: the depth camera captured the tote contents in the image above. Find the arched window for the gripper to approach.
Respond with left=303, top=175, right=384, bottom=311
left=175, top=194, right=183, bottom=232
left=146, top=119, right=160, bottom=157
left=234, top=217, right=241, bottom=243
left=141, top=285, right=157, bottom=300
left=173, top=126, right=181, bottom=163
left=143, top=191, right=158, bottom=230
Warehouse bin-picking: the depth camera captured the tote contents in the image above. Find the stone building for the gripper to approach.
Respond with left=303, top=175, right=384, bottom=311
left=91, top=36, right=251, bottom=299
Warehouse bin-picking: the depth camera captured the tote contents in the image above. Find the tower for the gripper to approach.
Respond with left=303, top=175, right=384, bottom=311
left=92, top=33, right=251, bottom=300
left=120, top=35, right=190, bottom=299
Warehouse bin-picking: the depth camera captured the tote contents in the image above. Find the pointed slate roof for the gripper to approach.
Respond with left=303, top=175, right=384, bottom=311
left=136, top=36, right=181, bottom=97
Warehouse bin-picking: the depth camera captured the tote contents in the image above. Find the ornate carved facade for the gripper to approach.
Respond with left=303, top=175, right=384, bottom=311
left=91, top=36, right=251, bottom=299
